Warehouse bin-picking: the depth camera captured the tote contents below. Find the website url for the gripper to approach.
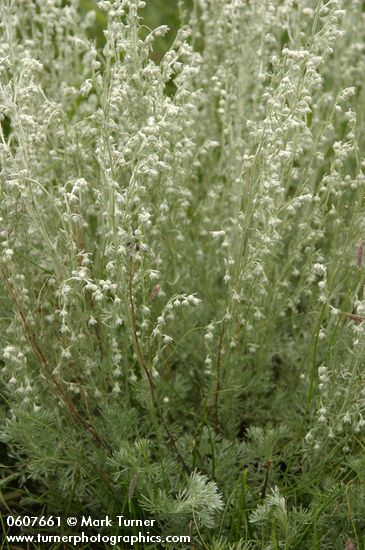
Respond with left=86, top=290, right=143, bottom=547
left=6, top=532, right=191, bottom=546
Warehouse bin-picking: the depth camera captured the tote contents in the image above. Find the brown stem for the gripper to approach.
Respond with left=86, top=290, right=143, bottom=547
left=128, top=257, right=190, bottom=475
left=0, top=266, right=108, bottom=450
left=342, top=311, right=365, bottom=322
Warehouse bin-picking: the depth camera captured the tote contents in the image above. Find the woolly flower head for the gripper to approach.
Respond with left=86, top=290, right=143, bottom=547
left=312, top=263, right=326, bottom=277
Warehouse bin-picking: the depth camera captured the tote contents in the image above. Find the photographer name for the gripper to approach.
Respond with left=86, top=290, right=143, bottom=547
left=81, top=515, right=156, bottom=528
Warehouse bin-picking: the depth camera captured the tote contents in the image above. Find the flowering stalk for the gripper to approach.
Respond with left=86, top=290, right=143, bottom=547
left=128, top=256, right=190, bottom=475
